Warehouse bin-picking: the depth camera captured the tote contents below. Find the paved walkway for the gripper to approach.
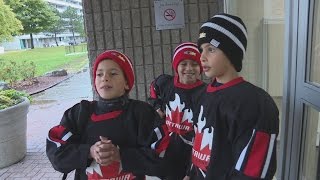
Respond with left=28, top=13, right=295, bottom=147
left=0, top=68, right=160, bottom=180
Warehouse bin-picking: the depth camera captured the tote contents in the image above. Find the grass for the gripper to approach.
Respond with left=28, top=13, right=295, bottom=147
left=0, top=46, right=88, bottom=76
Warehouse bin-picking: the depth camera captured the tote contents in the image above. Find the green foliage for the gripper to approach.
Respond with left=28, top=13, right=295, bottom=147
left=61, top=7, right=85, bottom=41
left=4, top=0, right=58, bottom=48
left=5, top=0, right=58, bottom=34
left=0, top=0, right=23, bottom=43
left=0, top=60, right=36, bottom=85
left=48, top=8, right=65, bottom=34
left=0, top=89, right=31, bottom=110
left=47, top=8, right=66, bottom=46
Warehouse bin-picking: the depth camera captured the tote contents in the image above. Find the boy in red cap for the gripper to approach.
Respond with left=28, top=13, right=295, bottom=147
left=189, top=13, right=279, bottom=179
left=148, top=42, right=207, bottom=180
left=47, top=50, right=169, bottom=180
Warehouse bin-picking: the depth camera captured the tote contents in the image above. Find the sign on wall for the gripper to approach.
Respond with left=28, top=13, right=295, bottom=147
left=154, top=0, right=185, bottom=30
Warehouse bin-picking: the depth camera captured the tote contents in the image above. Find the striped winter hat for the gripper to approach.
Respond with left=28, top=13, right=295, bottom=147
left=198, top=13, right=248, bottom=72
left=172, top=42, right=202, bottom=73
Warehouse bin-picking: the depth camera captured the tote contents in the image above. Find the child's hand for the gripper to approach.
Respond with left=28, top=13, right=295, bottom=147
left=89, top=140, right=105, bottom=161
left=99, top=136, right=120, bottom=165
left=183, top=176, right=190, bottom=180
left=89, top=136, right=121, bottom=166
left=156, top=109, right=165, bottom=119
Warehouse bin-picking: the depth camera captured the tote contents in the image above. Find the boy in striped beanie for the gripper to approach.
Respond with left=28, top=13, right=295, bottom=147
left=148, top=42, right=207, bottom=180
left=189, top=13, right=279, bottom=179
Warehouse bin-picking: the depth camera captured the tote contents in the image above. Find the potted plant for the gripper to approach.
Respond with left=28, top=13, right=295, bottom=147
left=0, top=89, right=31, bottom=168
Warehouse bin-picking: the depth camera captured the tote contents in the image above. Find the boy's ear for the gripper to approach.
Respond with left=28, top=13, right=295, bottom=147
left=124, top=81, right=130, bottom=91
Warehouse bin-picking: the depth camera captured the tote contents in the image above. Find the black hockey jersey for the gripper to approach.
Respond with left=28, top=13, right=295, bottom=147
left=46, top=97, right=169, bottom=180
left=149, top=74, right=207, bottom=179
left=190, top=77, right=279, bottom=180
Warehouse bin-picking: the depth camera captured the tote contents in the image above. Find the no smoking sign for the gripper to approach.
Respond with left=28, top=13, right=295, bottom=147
left=154, top=0, right=185, bottom=30
left=164, top=9, right=176, bottom=21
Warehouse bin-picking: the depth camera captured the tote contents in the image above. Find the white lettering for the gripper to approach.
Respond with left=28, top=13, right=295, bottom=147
left=192, top=149, right=210, bottom=162
left=166, top=120, right=190, bottom=131
left=106, top=174, right=131, bottom=180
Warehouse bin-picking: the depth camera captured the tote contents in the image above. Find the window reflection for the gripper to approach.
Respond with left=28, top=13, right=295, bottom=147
left=310, top=0, right=320, bottom=85
left=300, top=105, right=320, bottom=180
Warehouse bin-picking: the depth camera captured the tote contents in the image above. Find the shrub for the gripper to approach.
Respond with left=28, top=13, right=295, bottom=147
left=0, top=60, right=36, bottom=86
left=0, top=89, right=31, bottom=110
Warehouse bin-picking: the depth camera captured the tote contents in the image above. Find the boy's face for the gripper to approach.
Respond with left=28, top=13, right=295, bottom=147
left=177, top=59, right=201, bottom=84
left=95, top=59, right=129, bottom=99
left=199, top=43, right=233, bottom=79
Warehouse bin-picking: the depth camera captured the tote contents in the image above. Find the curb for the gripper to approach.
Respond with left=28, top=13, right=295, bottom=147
left=29, top=67, right=89, bottom=96
left=29, top=75, right=74, bottom=96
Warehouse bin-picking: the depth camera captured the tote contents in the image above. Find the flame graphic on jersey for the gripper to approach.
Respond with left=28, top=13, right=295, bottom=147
left=86, top=161, right=135, bottom=179
left=165, top=93, right=193, bottom=135
left=192, top=105, right=213, bottom=172
left=86, top=161, right=103, bottom=177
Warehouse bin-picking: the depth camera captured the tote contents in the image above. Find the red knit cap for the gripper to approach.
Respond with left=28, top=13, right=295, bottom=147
left=172, top=42, right=202, bottom=73
left=93, top=50, right=135, bottom=92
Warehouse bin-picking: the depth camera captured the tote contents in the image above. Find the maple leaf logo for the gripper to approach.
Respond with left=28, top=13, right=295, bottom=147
left=192, top=105, right=213, bottom=172
left=86, top=161, right=136, bottom=179
left=165, top=93, right=193, bottom=135
left=184, top=51, right=196, bottom=56
left=86, top=161, right=103, bottom=177
left=117, top=55, right=126, bottom=62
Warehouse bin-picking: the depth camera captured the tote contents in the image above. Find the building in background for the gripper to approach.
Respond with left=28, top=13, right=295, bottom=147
left=46, top=0, right=82, bottom=13
left=0, top=0, right=84, bottom=50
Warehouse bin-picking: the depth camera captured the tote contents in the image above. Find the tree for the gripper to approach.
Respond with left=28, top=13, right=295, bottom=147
left=61, top=7, right=84, bottom=45
left=0, top=0, right=23, bottom=43
left=47, top=8, right=65, bottom=46
left=5, top=0, right=58, bottom=49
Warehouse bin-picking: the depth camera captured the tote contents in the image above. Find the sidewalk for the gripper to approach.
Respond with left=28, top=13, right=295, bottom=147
left=0, top=68, right=160, bottom=180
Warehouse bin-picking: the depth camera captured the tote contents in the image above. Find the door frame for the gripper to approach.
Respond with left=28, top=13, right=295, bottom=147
left=281, top=0, right=320, bottom=179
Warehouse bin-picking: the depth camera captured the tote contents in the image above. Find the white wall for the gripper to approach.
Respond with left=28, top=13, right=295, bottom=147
left=1, top=37, right=22, bottom=50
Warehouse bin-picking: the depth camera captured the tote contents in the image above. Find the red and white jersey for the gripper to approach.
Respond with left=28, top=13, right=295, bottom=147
left=47, top=98, right=169, bottom=179
left=86, top=161, right=135, bottom=180
left=190, top=77, right=279, bottom=180
left=148, top=74, right=206, bottom=179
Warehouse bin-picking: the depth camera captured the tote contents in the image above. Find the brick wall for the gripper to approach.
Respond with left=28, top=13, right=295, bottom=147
left=83, top=0, right=223, bottom=101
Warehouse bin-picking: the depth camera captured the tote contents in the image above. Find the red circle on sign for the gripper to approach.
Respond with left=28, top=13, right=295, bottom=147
left=164, top=9, right=176, bottom=21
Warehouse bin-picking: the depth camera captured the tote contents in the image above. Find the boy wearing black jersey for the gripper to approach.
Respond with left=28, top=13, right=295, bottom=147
left=47, top=50, right=169, bottom=180
left=189, top=13, right=279, bottom=180
left=149, top=42, right=206, bottom=180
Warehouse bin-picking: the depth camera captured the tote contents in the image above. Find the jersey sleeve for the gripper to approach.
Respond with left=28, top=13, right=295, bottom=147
left=226, top=93, right=279, bottom=180
left=119, top=101, right=170, bottom=177
left=148, top=74, right=171, bottom=111
left=46, top=100, right=92, bottom=173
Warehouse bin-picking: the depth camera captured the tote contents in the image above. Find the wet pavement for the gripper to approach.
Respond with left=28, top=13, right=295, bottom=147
left=0, top=67, right=159, bottom=180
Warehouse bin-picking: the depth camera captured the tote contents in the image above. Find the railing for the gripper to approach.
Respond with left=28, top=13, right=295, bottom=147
left=65, top=43, right=87, bottom=55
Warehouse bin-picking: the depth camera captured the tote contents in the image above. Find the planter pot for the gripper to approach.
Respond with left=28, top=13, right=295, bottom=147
left=0, top=97, right=30, bottom=168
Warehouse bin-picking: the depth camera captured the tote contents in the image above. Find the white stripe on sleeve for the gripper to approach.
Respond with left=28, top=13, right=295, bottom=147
left=261, top=134, right=276, bottom=178
left=235, top=129, right=255, bottom=170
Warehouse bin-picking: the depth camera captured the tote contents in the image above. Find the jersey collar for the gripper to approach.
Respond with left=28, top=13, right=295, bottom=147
left=207, top=77, right=244, bottom=93
left=174, top=75, right=204, bottom=89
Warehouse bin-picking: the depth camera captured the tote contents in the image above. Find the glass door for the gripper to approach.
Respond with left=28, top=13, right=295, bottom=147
left=299, top=106, right=320, bottom=180
left=297, top=0, right=320, bottom=179
left=282, top=0, right=320, bottom=179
